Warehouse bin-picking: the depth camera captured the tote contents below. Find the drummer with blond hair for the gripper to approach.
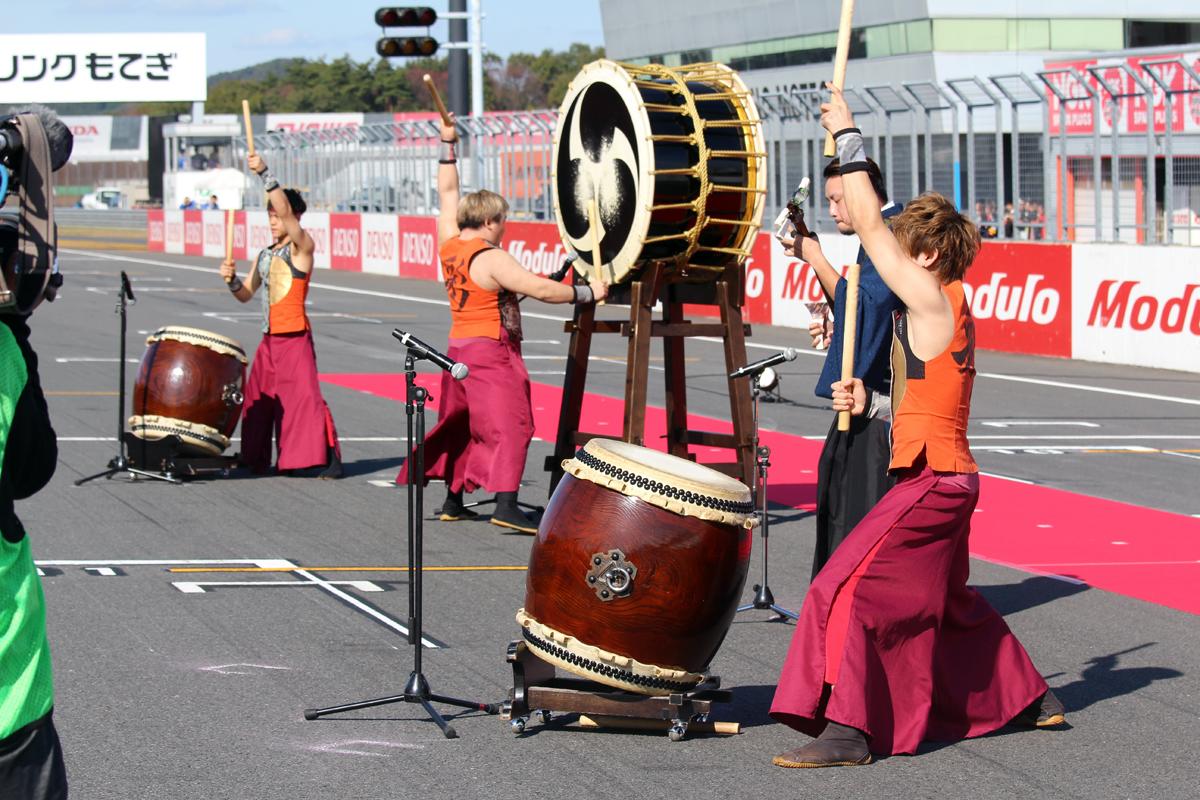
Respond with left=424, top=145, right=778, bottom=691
left=219, top=153, right=342, bottom=478
left=398, top=113, right=607, bottom=533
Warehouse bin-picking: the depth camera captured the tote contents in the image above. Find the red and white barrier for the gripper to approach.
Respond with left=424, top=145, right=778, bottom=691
left=146, top=211, right=1199, bottom=373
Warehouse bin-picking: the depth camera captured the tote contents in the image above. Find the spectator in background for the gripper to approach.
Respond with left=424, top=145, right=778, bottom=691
left=179, top=197, right=197, bottom=210
left=203, top=195, right=220, bottom=211
left=1003, top=202, right=1015, bottom=238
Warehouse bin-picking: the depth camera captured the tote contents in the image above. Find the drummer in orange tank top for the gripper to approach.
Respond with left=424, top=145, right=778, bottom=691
left=395, top=112, right=608, bottom=533
left=768, top=86, right=1064, bottom=769
left=219, top=154, right=342, bottom=478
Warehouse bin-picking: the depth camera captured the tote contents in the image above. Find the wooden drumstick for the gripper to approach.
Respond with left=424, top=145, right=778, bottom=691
left=578, top=715, right=741, bottom=736
left=223, top=209, right=234, bottom=284
left=423, top=74, right=453, bottom=126
left=837, top=263, right=861, bottom=432
left=242, top=99, right=255, bottom=156
left=824, top=0, right=856, bottom=157
left=588, top=193, right=607, bottom=305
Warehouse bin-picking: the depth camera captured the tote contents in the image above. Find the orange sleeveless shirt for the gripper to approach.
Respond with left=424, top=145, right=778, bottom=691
left=256, top=244, right=310, bottom=334
left=888, top=280, right=978, bottom=473
left=441, top=236, right=521, bottom=341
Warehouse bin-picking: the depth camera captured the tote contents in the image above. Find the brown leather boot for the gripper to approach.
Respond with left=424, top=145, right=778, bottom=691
left=772, top=721, right=873, bottom=768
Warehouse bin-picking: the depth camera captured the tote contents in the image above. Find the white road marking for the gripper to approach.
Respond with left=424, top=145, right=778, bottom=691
left=368, top=479, right=397, bottom=487
left=1163, top=451, right=1200, bottom=461
left=173, top=580, right=384, bottom=593
left=978, top=471, right=1036, bottom=485
left=309, top=740, right=424, bottom=756
left=55, top=357, right=140, bottom=363
left=1022, top=560, right=1200, bottom=567
left=199, top=663, right=293, bottom=675
left=290, top=567, right=439, bottom=649
left=83, top=567, right=118, bottom=576
left=36, top=558, right=296, bottom=568
left=980, top=421, right=1100, bottom=428
left=62, top=249, right=1200, bottom=407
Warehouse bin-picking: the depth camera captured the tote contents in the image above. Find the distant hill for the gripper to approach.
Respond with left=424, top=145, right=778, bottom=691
left=207, top=58, right=302, bottom=87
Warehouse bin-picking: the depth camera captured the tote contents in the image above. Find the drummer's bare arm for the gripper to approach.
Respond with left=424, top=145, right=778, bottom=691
left=437, top=114, right=461, bottom=247
left=473, top=249, right=607, bottom=304
left=220, top=258, right=259, bottom=303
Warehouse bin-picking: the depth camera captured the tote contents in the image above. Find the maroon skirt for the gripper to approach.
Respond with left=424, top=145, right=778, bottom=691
left=770, top=466, right=1048, bottom=755
left=397, top=330, right=534, bottom=494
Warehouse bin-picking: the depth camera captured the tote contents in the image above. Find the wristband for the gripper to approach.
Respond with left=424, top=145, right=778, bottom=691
left=835, top=130, right=867, bottom=168
left=440, top=138, right=457, bottom=144
left=832, top=127, right=861, bottom=140
left=227, top=276, right=244, bottom=293
left=440, top=141, right=457, bottom=161
left=259, top=168, right=280, bottom=192
left=572, top=284, right=594, bottom=304
left=439, top=159, right=457, bottom=165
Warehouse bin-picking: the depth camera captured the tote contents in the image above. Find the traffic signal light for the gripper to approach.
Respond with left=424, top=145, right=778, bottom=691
left=376, top=7, right=438, bottom=57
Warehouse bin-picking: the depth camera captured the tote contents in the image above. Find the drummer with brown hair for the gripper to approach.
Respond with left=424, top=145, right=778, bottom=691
left=219, top=153, right=342, bottom=478
left=398, top=113, right=607, bottom=533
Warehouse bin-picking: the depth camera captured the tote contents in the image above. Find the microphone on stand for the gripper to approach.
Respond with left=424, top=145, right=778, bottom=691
left=729, top=348, right=797, bottom=380
left=120, top=271, right=135, bottom=303
left=547, top=252, right=579, bottom=283
left=392, top=329, right=468, bottom=380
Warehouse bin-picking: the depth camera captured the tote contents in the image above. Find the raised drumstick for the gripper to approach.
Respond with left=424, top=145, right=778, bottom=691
left=837, top=263, right=861, bottom=432
left=588, top=193, right=607, bottom=305
left=824, top=0, right=856, bottom=157
left=223, top=209, right=234, bottom=284
left=423, top=74, right=453, bottom=126
left=241, top=99, right=255, bottom=156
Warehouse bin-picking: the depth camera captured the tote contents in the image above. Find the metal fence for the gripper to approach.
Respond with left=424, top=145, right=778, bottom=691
left=237, top=59, right=1200, bottom=246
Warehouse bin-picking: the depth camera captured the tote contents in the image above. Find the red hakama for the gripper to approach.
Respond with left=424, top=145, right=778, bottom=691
left=770, top=465, right=1048, bottom=755
left=398, top=330, right=533, bottom=493
left=241, top=331, right=340, bottom=472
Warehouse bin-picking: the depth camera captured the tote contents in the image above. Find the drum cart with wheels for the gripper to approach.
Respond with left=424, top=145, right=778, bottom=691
left=499, top=640, right=737, bottom=742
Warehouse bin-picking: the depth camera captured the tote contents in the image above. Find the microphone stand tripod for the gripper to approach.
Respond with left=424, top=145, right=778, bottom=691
left=304, top=347, right=497, bottom=738
left=734, top=367, right=797, bottom=621
left=75, top=272, right=179, bottom=486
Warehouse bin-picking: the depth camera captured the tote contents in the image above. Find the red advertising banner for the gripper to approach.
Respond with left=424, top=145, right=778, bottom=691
left=147, top=209, right=164, bottom=252
left=963, top=242, right=1072, bottom=358
left=182, top=210, right=203, bottom=257
left=329, top=213, right=362, bottom=272
left=397, top=215, right=439, bottom=281
left=1046, top=51, right=1200, bottom=136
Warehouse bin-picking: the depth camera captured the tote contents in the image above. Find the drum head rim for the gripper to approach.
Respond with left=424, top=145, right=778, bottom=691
left=551, top=59, right=655, bottom=284
left=516, top=609, right=703, bottom=696
left=563, top=439, right=757, bottom=528
left=146, top=325, right=248, bottom=364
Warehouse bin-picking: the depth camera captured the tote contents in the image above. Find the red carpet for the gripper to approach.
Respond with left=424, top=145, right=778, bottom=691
left=323, top=372, right=1200, bottom=616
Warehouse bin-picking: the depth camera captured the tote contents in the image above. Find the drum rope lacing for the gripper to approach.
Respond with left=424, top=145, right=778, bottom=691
left=151, top=328, right=248, bottom=361
left=128, top=420, right=227, bottom=449
left=520, top=627, right=698, bottom=694
left=573, top=447, right=754, bottom=515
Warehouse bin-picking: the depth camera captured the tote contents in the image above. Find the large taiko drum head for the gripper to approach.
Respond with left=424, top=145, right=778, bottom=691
left=129, top=326, right=247, bottom=456
left=517, top=439, right=756, bottom=695
left=552, top=59, right=766, bottom=285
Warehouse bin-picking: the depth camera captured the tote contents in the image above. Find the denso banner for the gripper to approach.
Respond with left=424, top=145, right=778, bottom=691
left=1072, top=243, right=1200, bottom=372
left=397, top=216, right=438, bottom=281
left=962, top=242, right=1072, bottom=359
left=304, top=212, right=332, bottom=270
left=163, top=211, right=183, bottom=255
left=245, top=211, right=272, bottom=256
left=147, top=209, right=165, bottom=252
left=361, top=213, right=400, bottom=276
left=201, top=211, right=226, bottom=259
left=183, top=210, right=203, bottom=257
left=329, top=213, right=361, bottom=271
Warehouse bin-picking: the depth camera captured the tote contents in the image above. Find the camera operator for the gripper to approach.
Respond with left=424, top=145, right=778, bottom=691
left=0, top=106, right=72, bottom=800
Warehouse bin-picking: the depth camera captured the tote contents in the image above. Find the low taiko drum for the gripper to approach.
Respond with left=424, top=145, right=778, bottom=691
left=129, top=326, right=247, bottom=456
left=517, top=439, right=756, bottom=695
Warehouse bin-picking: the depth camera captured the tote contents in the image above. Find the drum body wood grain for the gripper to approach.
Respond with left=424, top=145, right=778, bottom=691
left=518, top=439, right=754, bottom=695
left=129, top=326, right=247, bottom=456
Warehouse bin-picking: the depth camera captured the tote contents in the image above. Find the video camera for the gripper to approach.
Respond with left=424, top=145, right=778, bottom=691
left=0, top=105, right=74, bottom=315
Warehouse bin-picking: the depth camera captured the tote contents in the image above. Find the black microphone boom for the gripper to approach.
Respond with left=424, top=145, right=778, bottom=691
left=120, top=271, right=135, bottom=302
left=729, top=348, right=798, bottom=380
left=392, top=329, right=468, bottom=380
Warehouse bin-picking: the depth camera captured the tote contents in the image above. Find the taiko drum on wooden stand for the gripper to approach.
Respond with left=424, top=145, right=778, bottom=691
left=517, top=439, right=757, bottom=696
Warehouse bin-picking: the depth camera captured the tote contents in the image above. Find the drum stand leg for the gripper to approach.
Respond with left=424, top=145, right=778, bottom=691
left=75, top=272, right=181, bottom=486
left=304, top=351, right=498, bottom=737
left=735, top=375, right=797, bottom=621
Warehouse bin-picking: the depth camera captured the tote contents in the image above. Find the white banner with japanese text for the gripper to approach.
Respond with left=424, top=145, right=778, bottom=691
left=0, top=33, right=206, bottom=103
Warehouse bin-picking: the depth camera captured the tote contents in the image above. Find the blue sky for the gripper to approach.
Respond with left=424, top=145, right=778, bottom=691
left=15, top=1, right=605, bottom=75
